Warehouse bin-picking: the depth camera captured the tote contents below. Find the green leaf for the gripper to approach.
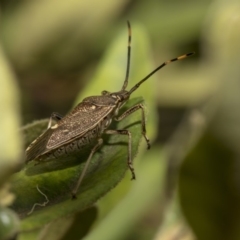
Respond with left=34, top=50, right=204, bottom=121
left=154, top=197, right=195, bottom=240
left=0, top=0, right=128, bottom=71
left=179, top=134, right=240, bottom=240
left=0, top=206, right=20, bottom=240
left=178, top=1, right=240, bottom=239
left=18, top=207, right=97, bottom=240
left=83, top=147, right=166, bottom=240
left=11, top=97, right=144, bottom=230
left=0, top=45, right=22, bottom=184
left=38, top=206, right=97, bottom=240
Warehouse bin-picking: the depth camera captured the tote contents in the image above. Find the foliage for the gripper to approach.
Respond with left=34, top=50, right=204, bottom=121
left=1, top=0, right=240, bottom=239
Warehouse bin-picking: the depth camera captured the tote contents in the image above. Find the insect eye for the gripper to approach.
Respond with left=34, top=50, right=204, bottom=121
left=102, top=90, right=109, bottom=95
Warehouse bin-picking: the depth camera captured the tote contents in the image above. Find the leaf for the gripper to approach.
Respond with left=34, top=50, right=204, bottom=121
left=11, top=97, right=144, bottom=230
left=154, top=198, right=196, bottom=240
left=0, top=206, right=20, bottom=240
left=178, top=1, right=240, bottom=239
left=0, top=0, right=128, bottom=71
left=179, top=134, right=240, bottom=240
left=38, top=206, right=97, bottom=240
left=83, top=147, right=166, bottom=240
left=0, top=45, right=22, bottom=185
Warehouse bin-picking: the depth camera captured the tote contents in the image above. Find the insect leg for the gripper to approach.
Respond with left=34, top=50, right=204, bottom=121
left=115, top=103, right=150, bottom=149
left=71, top=138, right=103, bottom=199
left=105, top=129, right=135, bottom=180
left=47, top=112, right=63, bottom=129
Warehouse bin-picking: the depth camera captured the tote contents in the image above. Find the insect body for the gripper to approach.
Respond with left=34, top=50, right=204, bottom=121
left=26, top=22, right=194, bottom=198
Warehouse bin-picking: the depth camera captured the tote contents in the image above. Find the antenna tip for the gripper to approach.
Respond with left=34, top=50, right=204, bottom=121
left=177, top=52, right=195, bottom=60
left=127, top=20, right=130, bottom=28
left=186, top=52, right=195, bottom=57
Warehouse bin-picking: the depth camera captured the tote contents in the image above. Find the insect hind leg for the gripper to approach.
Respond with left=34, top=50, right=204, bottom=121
left=105, top=129, right=135, bottom=180
left=114, top=103, right=150, bottom=149
left=71, top=138, right=103, bottom=199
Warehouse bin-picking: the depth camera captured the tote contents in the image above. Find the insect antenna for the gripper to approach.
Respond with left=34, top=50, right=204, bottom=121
left=128, top=52, right=194, bottom=95
left=122, top=21, right=132, bottom=91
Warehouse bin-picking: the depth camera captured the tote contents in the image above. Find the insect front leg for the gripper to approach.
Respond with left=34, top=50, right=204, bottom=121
left=47, top=112, right=63, bottom=129
left=71, top=138, right=103, bottom=199
left=115, top=103, right=150, bottom=149
left=105, top=129, right=135, bottom=180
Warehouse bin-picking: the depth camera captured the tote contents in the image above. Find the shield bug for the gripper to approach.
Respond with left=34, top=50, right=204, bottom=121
left=26, top=21, right=194, bottom=198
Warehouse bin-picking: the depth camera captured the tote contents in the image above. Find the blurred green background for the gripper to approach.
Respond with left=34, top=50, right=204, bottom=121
left=1, top=0, right=240, bottom=239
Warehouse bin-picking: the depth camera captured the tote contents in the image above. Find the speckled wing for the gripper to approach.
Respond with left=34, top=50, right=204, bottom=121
left=47, top=102, right=113, bottom=148
left=26, top=102, right=114, bottom=162
left=26, top=128, right=55, bottom=162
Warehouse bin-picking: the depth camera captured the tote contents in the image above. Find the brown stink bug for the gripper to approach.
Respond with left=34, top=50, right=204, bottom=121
left=26, top=21, right=194, bottom=198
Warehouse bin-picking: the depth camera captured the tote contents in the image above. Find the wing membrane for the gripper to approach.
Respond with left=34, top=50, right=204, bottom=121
left=26, top=128, right=55, bottom=162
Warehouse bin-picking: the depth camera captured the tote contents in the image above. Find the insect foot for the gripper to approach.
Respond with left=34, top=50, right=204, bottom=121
left=25, top=21, right=194, bottom=198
